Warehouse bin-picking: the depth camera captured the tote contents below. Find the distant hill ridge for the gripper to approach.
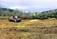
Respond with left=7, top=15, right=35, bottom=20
left=0, top=7, right=57, bottom=19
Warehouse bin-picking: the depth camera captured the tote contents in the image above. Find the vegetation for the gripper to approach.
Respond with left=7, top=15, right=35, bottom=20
left=0, top=7, right=57, bottom=19
left=0, top=19, right=57, bottom=39
left=0, top=6, right=57, bottom=39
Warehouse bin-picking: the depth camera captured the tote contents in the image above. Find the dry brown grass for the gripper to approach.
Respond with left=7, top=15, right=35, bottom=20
left=0, top=19, right=57, bottom=28
left=1, top=19, right=57, bottom=39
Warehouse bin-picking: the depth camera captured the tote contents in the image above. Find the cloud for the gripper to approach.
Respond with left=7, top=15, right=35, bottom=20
left=0, top=0, right=57, bottom=12
left=9, top=6, right=29, bottom=10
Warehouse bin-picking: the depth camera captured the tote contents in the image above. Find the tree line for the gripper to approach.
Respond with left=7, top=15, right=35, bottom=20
left=0, top=7, right=57, bottom=19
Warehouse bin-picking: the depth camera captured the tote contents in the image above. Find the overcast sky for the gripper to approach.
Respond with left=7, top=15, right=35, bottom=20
left=0, top=0, right=57, bottom=12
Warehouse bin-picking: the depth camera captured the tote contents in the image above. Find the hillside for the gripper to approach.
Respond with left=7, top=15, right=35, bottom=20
left=0, top=7, right=57, bottom=19
left=0, top=8, right=57, bottom=39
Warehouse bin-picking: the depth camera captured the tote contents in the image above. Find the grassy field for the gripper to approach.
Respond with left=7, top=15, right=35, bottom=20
left=1, top=19, right=57, bottom=39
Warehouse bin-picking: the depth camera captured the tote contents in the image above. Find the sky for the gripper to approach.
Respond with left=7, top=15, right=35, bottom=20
left=0, top=0, right=57, bottom=12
